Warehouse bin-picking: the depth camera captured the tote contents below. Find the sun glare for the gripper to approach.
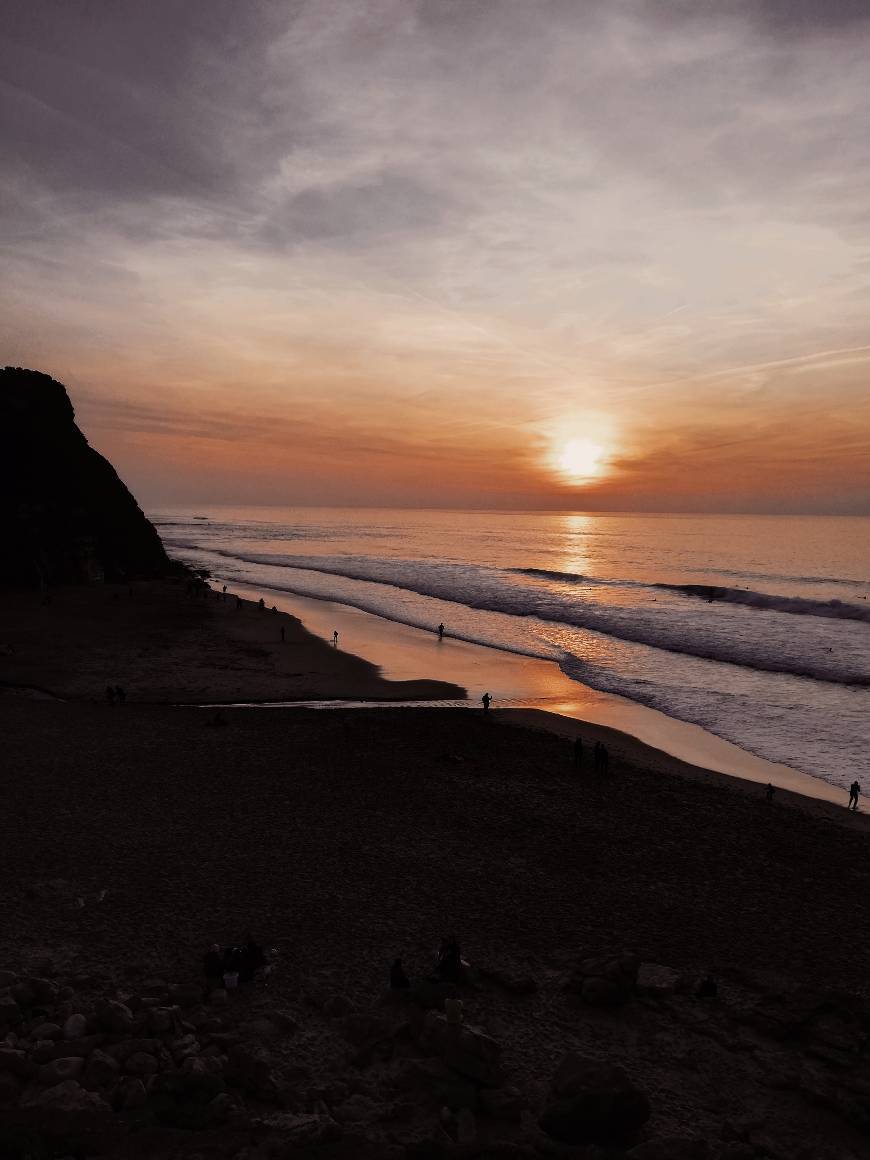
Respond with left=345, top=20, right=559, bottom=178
left=554, top=437, right=605, bottom=482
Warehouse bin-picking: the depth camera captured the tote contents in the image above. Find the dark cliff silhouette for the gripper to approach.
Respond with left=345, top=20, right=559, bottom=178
left=1, top=367, right=171, bottom=586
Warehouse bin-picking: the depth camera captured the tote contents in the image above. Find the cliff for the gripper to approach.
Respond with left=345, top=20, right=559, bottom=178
left=0, top=367, right=171, bottom=586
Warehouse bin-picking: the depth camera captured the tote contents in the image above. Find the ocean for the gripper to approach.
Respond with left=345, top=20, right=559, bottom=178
left=153, top=508, right=870, bottom=793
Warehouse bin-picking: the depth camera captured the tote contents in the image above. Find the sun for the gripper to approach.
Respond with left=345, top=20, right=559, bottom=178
left=555, top=437, right=605, bottom=482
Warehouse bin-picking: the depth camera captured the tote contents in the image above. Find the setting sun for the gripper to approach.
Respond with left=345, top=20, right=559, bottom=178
left=554, top=437, right=605, bottom=482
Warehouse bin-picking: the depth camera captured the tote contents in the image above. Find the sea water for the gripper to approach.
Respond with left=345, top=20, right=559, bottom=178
left=153, top=508, right=870, bottom=792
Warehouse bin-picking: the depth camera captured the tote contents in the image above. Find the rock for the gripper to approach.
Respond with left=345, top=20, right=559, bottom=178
left=0, top=366, right=171, bottom=585
left=104, top=1036, right=161, bottom=1063
left=30, top=1021, right=62, bottom=1040
left=166, top=1055, right=225, bottom=1102
left=478, top=966, right=538, bottom=995
left=28, top=1078, right=111, bottom=1113
left=26, top=977, right=59, bottom=1004
left=0, top=1048, right=30, bottom=1076
left=565, top=953, right=639, bottom=1007
left=456, top=1106, right=477, bottom=1146
left=95, top=999, right=133, bottom=1034
left=636, top=964, right=683, bottom=995
left=63, top=1012, right=87, bottom=1040
left=421, top=1012, right=504, bottom=1088
left=581, top=977, right=626, bottom=1007
left=627, top=1139, right=709, bottom=1159
left=226, top=1043, right=275, bottom=1098
left=148, top=1006, right=176, bottom=1034
left=170, top=983, right=204, bottom=1009
left=412, top=978, right=457, bottom=1011
left=539, top=1053, right=650, bottom=1147
left=11, top=982, right=36, bottom=1007
left=0, top=997, right=22, bottom=1026
left=335, top=1093, right=378, bottom=1123
left=119, top=1076, right=148, bottom=1109
left=323, top=994, right=355, bottom=1017
left=479, top=1086, right=525, bottom=1121
left=83, top=1048, right=120, bottom=1088
left=0, top=1070, right=21, bottom=1104
left=126, top=1051, right=159, bottom=1077
left=39, top=1056, right=84, bottom=1085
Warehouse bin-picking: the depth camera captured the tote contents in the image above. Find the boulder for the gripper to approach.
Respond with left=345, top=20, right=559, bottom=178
left=636, top=963, right=683, bottom=996
left=26, top=977, right=59, bottom=1004
left=0, top=997, right=22, bottom=1026
left=169, top=983, right=203, bottom=1009
left=63, top=1013, right=87, bottom=1040
left=39, top=1056, right=84, bottom=1085
left=126, top=1051, right=159, bottom=1077
left=565, top=953, right=639, bottom=1007
left=421, top=1012, right=504, bottom=1088
left=627, top=1138, right=709, bottom=1159
left=95, top=999, right=133, bottom=1034
left=83, top=1048, right=121, bottom=1088
left=30, top=1021, right=62, bottom=1040
left=120, top=1076, right=148, bottom=1109
left=0, top=1048, right=30, bottom=1076
left=27, top=1078, right=110, bottom=1113
left=539, top=1053, right=650, bottom=1147
left=0, top=1070, right=21, bottom=1104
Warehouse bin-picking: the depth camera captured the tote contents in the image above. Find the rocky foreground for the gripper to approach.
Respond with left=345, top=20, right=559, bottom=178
left=2, top=700, right=869, bottom=1159
left=1, top=942, right=869, bottom=1160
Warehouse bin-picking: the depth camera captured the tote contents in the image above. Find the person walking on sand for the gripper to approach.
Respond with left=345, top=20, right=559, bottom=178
left=333, top=630, right=339, bottom=647
left=481, top=692, right=492, bottom=714
left=222, top=584, right=227, bottom=599
left=437, top=622, right=445, bottom=641
left=573, top=735, right=583, bottom=770
left=848, top=780, right=861, bottom=810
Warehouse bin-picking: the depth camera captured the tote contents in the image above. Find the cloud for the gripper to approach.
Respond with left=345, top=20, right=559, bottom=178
left=2, top=0, right=870, bottom=510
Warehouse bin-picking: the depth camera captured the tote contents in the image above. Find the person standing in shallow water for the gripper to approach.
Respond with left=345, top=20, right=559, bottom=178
left=333, top=630, right=339, bottom=647
left=848, top=780, right=861, bottom=810
left=437, top=623, right=445, bottom=641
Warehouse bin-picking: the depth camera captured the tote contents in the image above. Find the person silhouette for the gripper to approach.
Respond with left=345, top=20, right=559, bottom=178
left=437, top=623, right=445, bottom=641
left=765, top=783, right=775, bottom=803
left=481, top=692, right=491, bottom=714
left=848, top=780, right=861, bottom=810
left=333, top=630, right=339, bottom=647
left=390, top=957, right=410, bottom=990
left=258, top=598, right=265, bottom=611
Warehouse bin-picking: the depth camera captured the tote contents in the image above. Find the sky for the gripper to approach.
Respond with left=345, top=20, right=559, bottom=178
left=3, top=0, right=870, bottom=513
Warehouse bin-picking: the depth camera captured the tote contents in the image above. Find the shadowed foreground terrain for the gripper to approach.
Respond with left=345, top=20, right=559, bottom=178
left=1, top=695, right=869, bottom=1159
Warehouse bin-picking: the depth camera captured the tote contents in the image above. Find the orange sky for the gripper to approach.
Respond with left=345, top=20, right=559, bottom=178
left=3, top=1, right=870, bottom=512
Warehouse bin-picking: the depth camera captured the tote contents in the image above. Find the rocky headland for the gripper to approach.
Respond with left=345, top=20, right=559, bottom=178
left=0, top=367, right=170, bottom=586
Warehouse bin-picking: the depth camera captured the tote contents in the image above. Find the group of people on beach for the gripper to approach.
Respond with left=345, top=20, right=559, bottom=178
left=389, top=936, right=466, bottom=993
left=202, top=937, right=272, bottom=990
left=572, top=735, right=610, bottom=775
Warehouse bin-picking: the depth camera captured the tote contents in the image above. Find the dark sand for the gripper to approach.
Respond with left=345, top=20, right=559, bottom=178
left=1, top=581, right=868, bottom=1157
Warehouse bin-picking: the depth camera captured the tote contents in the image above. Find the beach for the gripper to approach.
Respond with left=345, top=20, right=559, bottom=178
left=1, top=579, right=869, bottom=1158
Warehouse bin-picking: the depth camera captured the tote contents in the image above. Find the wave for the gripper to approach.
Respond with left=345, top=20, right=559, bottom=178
left=659, top=583, right=870, bottom=623
left=515, top=568, right=870, bottom=624
left=163, top=542, right=870, bottom=688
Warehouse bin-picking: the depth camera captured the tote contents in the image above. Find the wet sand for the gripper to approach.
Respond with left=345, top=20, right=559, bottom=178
left=226, top=582, right=858, bottom=812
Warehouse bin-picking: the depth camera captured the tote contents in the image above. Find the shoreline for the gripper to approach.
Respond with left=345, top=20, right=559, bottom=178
left=220, top=578, right=860, bottom=817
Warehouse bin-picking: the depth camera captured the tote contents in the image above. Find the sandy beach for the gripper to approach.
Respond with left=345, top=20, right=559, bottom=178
left=1, top=580, right=869, bottom=1158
